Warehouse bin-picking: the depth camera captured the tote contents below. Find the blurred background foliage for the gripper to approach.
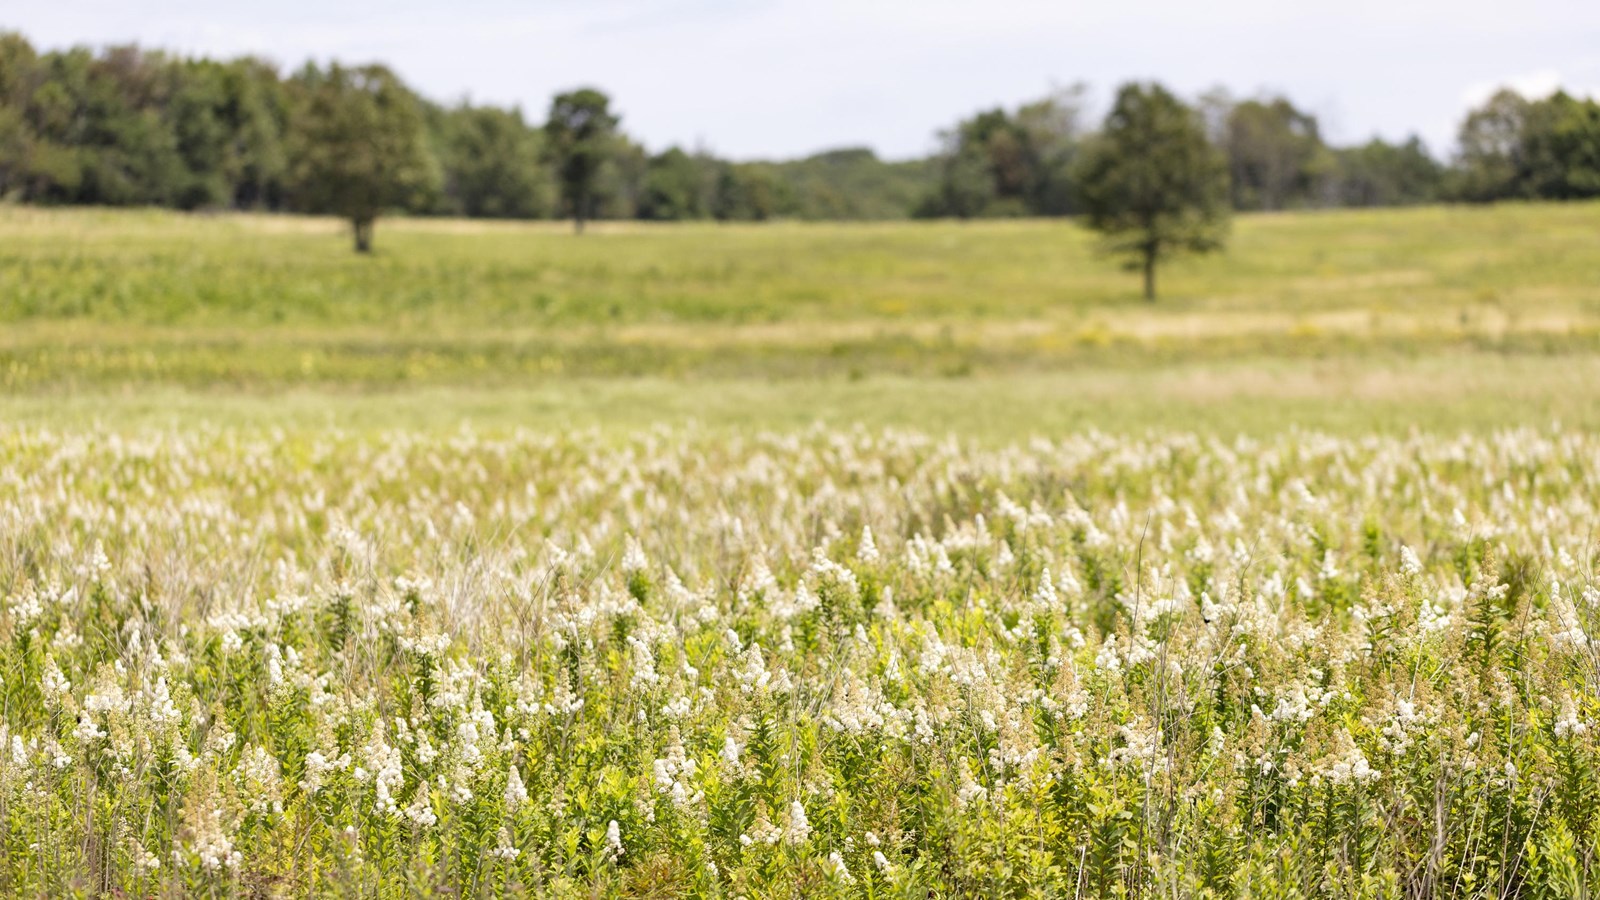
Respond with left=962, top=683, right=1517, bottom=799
left=2, top=31, right=1597, bottom=224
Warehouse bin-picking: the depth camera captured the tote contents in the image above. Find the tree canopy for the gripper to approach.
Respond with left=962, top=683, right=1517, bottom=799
left=1329, top=137, right=1443, bottom=207
left=1221, top=96, right=1331, bottom=210
left=1074, top=82, right=1231, bottom=301
left=436, top=104, right=551, bottom=219
left=286, top=63, right=438, bottom=252
left=1456, top=89, right=1600, bottom=201
left=544, top=88, right=618, bottom=233
left=916, top=87, right=1088, bottom=218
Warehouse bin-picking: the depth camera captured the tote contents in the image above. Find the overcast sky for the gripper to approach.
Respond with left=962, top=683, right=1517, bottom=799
left=7, top=0, right=1599, bottom=160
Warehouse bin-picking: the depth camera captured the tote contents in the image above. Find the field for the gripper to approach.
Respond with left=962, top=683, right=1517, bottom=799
left=2, top=202, right=1599, bottom=433
left=1, top=204, right=1599, bottom=897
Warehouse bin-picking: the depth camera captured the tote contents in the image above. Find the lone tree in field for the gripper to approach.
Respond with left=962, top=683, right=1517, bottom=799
left=544, top=88, right=618, bottom=234
left=1075, top=82, right=1230, bottom=301
left=288, top=64, right=437, bottom=253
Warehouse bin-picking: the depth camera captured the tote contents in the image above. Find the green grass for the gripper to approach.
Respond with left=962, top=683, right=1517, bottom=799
left=7, top=202, right=1597, bottom=328
left=2, top=202, right=1597, bottom=432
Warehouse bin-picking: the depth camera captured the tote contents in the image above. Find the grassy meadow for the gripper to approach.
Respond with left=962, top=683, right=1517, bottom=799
left=2, top=202, right=1598, bottom=433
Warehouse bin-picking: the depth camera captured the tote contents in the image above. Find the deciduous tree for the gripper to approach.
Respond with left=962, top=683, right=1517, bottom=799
left=287, top=63, right=437, bottom=253
left=544, top=88, right=618, bottom=233
left=438, top=104, right=550, bottom=218
left=1074, top=82, right=1230, bottom=301
left=1221, top=96, right=1330, bottom=210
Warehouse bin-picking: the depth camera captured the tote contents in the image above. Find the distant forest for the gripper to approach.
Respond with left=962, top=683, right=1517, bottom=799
left=1, top=31, right=1597, bottom=222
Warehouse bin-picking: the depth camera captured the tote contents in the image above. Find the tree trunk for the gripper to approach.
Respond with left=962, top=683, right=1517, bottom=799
left=1142, top=245, right=1157, bottom=302
left=353, top=217, right=374, bottom=254
left=574, top=189, right=588, bottom=235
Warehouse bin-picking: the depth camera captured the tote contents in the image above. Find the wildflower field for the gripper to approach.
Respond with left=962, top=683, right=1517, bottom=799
left=3, top=424, right=1599, bottom=897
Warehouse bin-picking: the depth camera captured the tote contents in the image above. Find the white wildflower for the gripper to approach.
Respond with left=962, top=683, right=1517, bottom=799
left=504, top=763, right=528, bottom=810
left=604, top=819, right=625, bottom=861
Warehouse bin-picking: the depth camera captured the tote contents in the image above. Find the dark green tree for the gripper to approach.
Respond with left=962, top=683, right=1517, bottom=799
left=1221, top=96, right=1331, bottom=210
left=637, top=146, right=713, bottom=220
left=594, top=136, right=647, bottom=220
left=438, top=104, right=550, bottom=218
left=0, top=32, right=42, bottom=200
left=764, top=148, right=930, bottom=220
left=163, top=59, right=233, bottom=209
left=218, top=58, right=290, bottom=210
left=1453, top=89, right=1600, bottom=202
left=1074, top=82, right=1230, bottom=301
left=1518, top=92, right=1600, bottom=199
left=286, top=63, right=438, bottom=252
left=69, top=46, right=186, bottom=206
left=917, top=86, right=1088, bottom=218
left=1330, top=136, right=1442, bottom=207
left=918, top=141, right=997, bottom=218
left=1455, top=89, right=1531, bottom=201
left=712, top=163, right=787, bottom=221
left=544, top=88, right=618, bottom=233
left=1014, top=87, right=1090, bottom=214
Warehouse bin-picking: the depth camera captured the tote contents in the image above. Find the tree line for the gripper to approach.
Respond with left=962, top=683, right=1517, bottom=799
left=1, top=31, right=1596, bottom=243
left=0, top=32, right=931, bottom=235
left=915, top=84, right=1600, bottom=218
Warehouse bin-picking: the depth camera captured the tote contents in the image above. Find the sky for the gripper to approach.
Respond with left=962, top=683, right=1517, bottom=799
left=6, top=0, right=1600, bottom=161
